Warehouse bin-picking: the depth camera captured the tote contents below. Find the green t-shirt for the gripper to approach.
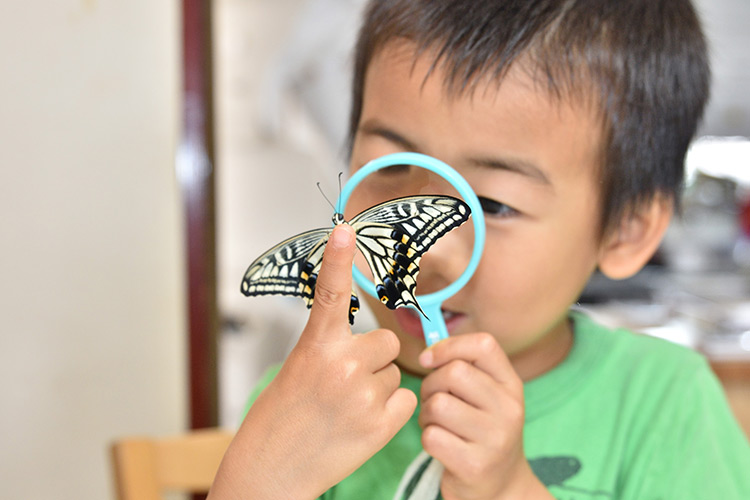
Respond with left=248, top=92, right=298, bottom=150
left=247, top=312, right=750, bottom=499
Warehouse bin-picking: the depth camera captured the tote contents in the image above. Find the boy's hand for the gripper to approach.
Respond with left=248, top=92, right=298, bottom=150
left=209, top=225, right=417, bottom=500
left=418, top=333, right=553, bottom=500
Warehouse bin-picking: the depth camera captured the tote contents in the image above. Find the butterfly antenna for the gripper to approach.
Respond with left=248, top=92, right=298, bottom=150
left=316, top=181, right=337, bottom=212
left=336, top=171, right=344, bottom=213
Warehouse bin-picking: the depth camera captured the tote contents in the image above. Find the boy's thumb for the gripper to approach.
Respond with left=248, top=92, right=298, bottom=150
left=304, top=224, right=357, bottom=338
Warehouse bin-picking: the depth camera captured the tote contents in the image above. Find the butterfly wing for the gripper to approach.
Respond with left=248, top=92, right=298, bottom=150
left=240, top=227, right=360, bottom=324
left=350, top=195, right=470, bottom=316
left=240, top=227, right=330, bottom=298
left=240, top=195, right=469, bottom=324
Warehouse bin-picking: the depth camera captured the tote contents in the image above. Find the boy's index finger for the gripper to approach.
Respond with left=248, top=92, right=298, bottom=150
left=305, top=224, right=357, bottom=335
left=419, top=333, right=518, bottom=388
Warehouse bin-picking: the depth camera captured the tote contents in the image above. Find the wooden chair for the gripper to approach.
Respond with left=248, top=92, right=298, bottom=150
left=110, top=428, right=234, bottom=500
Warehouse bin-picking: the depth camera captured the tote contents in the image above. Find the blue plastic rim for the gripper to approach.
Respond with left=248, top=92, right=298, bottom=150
left=337, top=152, right=486, bottom=345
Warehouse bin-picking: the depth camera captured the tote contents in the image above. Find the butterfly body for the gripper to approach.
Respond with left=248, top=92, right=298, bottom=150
left=241, top=195, right=470, bottom=324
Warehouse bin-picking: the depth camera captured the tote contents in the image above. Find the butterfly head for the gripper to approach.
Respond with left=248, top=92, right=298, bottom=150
left=332, top=212, right=346, bottom=226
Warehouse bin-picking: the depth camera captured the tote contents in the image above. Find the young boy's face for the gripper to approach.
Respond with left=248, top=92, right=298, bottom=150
left=347, top=42, right=607, bottom=379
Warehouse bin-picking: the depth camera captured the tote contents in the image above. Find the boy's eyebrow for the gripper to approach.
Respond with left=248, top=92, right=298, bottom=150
left=359, top=119, right=551, bottom=186
left=358, top=121, right=419, bottom=151
left=467, top=156, right=552, bottom=186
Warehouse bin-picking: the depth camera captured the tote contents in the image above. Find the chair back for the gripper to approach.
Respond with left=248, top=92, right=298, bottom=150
left=110, top=428, right=234, bottom=500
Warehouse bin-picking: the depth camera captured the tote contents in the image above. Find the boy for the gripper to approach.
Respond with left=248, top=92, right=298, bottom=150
left=210, top=1, right=750, bottom=499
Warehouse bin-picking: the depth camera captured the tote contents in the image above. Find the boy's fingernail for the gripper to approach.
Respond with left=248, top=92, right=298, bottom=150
left=419, top=349, right=433, bottom=367
left=330, top=226, right=352, bottom=249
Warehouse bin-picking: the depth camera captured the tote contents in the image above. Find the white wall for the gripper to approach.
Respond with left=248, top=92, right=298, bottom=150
left=0, top=2, right=185, bottom=499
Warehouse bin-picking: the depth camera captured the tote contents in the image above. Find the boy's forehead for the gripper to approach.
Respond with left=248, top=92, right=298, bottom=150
left=367, top=40, right=601, bottom=122
left=368, top=40, right=498, bottom=97
left=368, top=43, right=602, bottom=152
left=369, top=40, right=599, bottom=113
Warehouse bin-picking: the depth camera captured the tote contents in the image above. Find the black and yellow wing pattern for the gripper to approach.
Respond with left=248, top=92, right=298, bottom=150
left=240, top=195, right=470, bottom=324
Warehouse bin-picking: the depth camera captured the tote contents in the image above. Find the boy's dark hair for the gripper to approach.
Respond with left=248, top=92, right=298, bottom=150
left=348, top=0, right=710, bottom=235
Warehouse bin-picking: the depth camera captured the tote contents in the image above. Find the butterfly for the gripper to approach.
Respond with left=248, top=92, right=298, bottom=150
left=240, top=195, right=471, bottom=324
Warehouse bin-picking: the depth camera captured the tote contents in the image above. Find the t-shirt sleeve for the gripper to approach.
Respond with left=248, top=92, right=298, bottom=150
left=626, top=357, right=750, bottom=499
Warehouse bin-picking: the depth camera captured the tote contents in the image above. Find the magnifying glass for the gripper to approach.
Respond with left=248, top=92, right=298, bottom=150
left=337, top=152, right=486, bottom=346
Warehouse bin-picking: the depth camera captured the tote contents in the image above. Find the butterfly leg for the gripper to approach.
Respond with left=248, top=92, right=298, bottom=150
left=300, top=260, right=360, bottom=325
left=348, top=294, right=360, bottom=325
left=299, top=261, right=318, bottom=306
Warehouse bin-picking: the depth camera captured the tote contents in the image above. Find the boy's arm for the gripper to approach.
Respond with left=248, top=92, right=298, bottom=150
left=418, top=334, right=555, bottom=500
left=208, top=225, right=417, bottom=500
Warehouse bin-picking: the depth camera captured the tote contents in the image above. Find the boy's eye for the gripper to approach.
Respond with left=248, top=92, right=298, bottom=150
left=478, top=196, right=519, bottom=217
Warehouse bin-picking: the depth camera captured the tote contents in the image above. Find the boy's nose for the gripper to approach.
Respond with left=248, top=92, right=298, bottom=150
left=416, top=220, right=474, bottom=296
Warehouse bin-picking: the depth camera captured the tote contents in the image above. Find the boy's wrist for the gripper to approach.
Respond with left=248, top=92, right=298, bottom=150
left=495, top=461, right=555, bottom=500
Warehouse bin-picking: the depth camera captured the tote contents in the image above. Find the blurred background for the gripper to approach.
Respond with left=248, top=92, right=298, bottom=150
left=0, top=0, right=747, bottom=499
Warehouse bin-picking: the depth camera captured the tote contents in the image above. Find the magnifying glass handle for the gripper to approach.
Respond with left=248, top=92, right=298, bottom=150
left=419, top=302, right=449, bottom=346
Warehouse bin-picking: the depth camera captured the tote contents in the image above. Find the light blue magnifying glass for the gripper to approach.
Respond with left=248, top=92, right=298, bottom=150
left=337, top=152, right=485, bottom=346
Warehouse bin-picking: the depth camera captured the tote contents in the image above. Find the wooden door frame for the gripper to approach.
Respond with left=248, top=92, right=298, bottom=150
left=180, top=0, right=218, bottom=431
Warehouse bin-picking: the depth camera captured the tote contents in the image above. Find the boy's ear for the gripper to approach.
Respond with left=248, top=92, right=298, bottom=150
left=597, top=196, right=673, bottom=280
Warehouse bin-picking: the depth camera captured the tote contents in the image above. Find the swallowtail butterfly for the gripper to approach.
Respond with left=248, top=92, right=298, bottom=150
left=240, top=195, right=470, bottom=324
